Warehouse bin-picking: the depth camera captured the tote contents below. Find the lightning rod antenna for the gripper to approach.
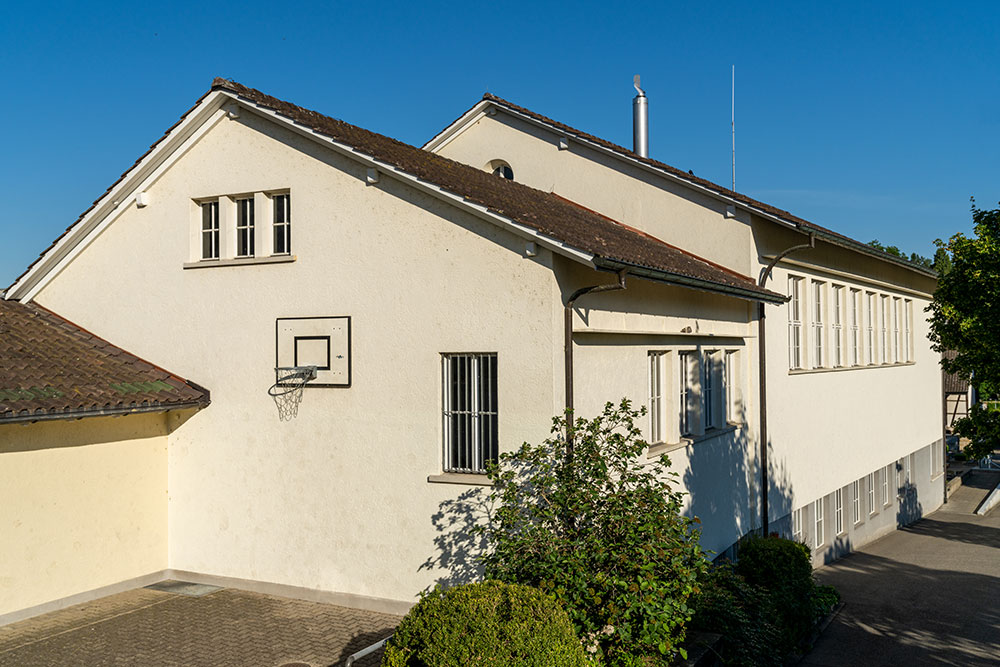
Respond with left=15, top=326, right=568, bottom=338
left=731, top=65, right=736, bottom=192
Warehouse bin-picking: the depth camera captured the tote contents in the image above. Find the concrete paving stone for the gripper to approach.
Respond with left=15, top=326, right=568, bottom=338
left=0, top=587, right=400, bottom=667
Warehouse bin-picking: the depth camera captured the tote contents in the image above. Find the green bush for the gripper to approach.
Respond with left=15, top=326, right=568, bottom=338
left=689, top=563, right=782, bottom=666
left=381, top=580, right=591, bottom=667
left=735, top=535, right=815, bottom=651
left=477, top=400, right=708, bottom=666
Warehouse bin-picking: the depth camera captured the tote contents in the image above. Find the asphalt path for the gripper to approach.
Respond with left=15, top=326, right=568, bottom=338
left=803, top=471, right=1000, bottom=666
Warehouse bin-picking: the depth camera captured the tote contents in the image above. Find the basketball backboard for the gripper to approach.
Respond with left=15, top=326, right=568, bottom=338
left=275, top=316, right=351, bottom=387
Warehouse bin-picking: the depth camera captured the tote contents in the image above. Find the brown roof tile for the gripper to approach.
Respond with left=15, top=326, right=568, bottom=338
left=0, top=300, right=209, bottom=423
left=477, top=93, right=937, bottom=278
left=210, top=79, right=783, bottom=302
left=942, top=349, right=970, bottom=395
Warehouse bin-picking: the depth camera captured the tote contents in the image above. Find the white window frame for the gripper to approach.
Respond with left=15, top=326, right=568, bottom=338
left=648, top=352, right=666, bottom=444
left=852, top=480, right=861, bottom=524
left=792, top=507, right=803, bottom=542
left=832, top=285, right=844, bottom=367
left=814, top=499, right=825, bottom=548
left=679, top=351, right=695, bottom=437
left=201, top=200, right=220, bottom=260
left=904, top=299, right=913, bottom=362
left=868, top=472, right=876, bottom=515
left=236, top=196, right=255, bottom=258
left=849, top=288, right=860, bottom=366
left=812, top=281, right=825, bottom=368
left=703, top=351, right=715, bottom=429
left=892, top=297, right=902, bottom=363
left=866, top=292, right=876, bottom=364
left=442, top=353, right=498, bottom=474
left=883, top=464, right=891, bottom=505
left=724, top=350, right=736, bottom=424
left=834, top=488, right=844, bottom=535
left=272, top=193, right=291, bottom=255
left=880, top=295, right=890, bottom=364
left=788, top=276, right=803, bottom=370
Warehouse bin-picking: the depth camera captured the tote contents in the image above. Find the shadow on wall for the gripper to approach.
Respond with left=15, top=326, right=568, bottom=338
left=821, top=534, right=854, bottom=565
left=681, top=431, right=795, bottom=558
left=897, top=475, right=924, bottom=528
left=811, top=551, right=1000, bottom=664
left=417, top=486, right=491, bottom=590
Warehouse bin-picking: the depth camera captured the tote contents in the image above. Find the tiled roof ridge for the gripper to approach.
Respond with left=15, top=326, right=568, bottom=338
left=210, top=78, right=782, bottom=301
left=479, top=92, right=937, bottom=278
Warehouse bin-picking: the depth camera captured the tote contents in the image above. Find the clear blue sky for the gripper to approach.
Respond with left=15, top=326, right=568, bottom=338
left=2, top=0, right=998, bottom=287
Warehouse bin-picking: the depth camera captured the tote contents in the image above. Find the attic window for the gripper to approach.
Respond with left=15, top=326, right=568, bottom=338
left=487, top=159, right=514, bottom=181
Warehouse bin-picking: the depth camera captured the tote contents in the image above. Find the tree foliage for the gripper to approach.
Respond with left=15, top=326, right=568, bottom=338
left=929, top=201, right=1000, bottom=459
left=867, top=239, right=934, bottom=268
left=476, top=400, right=708, bottom=665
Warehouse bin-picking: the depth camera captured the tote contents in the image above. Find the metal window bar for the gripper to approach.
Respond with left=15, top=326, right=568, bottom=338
left=237, top=197, right=255, bottom=257
left=443, top=353, right=497, bottom=474
left=273, top=194, right=291, bottom=255
left=201, top=201, right=219, bottom=260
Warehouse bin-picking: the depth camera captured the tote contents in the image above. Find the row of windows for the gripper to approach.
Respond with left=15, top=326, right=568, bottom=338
left=788, top=276, right=914, bottom=371
left=649, top=348, right=741, bottom=446
left=198, top=191, right=291, bottom=261
left=441, top=348, right=743, bottom=475
left=790, top=455, right=916, bottom=549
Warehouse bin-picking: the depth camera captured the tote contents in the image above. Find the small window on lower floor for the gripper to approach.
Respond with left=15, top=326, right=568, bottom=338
left=442, top=353, right=498, bottom=474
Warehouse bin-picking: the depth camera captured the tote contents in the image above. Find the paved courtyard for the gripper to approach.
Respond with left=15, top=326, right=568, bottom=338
left=804, top=471, right=1000, bottom=666
left=0, top=584, right=400, bottom=667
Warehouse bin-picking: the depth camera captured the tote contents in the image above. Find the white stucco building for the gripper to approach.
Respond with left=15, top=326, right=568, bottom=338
left=0, top=79, right=944, bottom=623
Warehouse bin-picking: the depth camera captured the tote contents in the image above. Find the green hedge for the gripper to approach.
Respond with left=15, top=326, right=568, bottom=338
left=691, top=535, right=840, bottom=665
left=381, top=580, right=591, bottom=667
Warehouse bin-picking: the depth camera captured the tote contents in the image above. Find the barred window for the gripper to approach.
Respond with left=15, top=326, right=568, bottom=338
left=904, top=299, right=913, bottom=362
left=849, top=288, right=861, bottom=366
left=442, top=353, right=498, bottom=474
left=236, top=196, right=255, bottom=258
left=273, top=194, right=291, bottom=255
left=880, top=295, right=890, bottom=364
left=201, top=201, right=219, bottom=260
left=866, top=292, right=876, bottom=364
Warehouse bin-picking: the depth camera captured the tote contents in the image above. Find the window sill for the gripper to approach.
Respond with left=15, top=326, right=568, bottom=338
left=647, top=423, right=741, bottom=459
left=183, top=255, right=297, bottom=269
left=427, top=473, right=493, bottom=487
left=789, top=361, right=915, bottom=375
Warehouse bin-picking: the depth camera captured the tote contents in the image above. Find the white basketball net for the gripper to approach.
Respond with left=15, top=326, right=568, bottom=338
left=269, top=366, right=317, bottom=421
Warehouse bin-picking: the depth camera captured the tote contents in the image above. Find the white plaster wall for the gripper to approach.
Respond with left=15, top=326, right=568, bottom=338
left=433, top=112, right=754, bottom=275
left=33, top=111, right=565, bottom=605
left=0, top=414, right=168, bottom=615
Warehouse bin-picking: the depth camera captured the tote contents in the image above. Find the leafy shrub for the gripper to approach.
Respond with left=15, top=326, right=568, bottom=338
left=735, top=535, right=815, bottom=651
left=381, top=580, right=590, bottom=667
left=476, top=400, right=708, bottom=665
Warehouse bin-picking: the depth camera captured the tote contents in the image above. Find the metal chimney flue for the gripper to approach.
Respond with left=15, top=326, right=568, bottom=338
left=632, top=74, right=648, bottom=158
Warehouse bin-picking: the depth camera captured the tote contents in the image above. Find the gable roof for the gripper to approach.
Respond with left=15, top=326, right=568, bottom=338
left=942, top=350, right=970, bottom=395
left=5, top=79, right=784, bottom=305
left=426, top=93, right=937, bottom=280
left=0, top=300, right=209, bottom=424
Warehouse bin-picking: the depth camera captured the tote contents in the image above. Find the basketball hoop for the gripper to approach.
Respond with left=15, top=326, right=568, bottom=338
left=269, top=366, right=318, bottom=421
